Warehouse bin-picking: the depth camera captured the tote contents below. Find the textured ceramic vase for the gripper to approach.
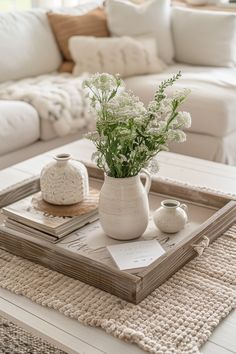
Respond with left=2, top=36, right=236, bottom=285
left=99, top=170, right=151, bottom=240
left=153, top=199, right=188, bottom=233
left=40, top=153, right=89, bottom=205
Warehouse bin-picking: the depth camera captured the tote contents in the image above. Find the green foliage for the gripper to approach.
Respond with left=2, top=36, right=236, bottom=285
left=83, top=72, right=191, bottom=178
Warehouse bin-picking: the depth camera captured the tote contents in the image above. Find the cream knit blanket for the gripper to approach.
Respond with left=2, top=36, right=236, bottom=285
left=0, top=74, right=94, bottom=137
left=0, top=225, right=236, bottom=354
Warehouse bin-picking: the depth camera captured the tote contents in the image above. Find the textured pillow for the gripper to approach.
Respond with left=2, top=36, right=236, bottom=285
left=69, top=36, right=166, bottom=78
left=172, top=7, right=236, bottom=67
left=0, top=10, right=61, bottom=83
left=105, top=0, right=174, bottom=64
left=47, top=8, right=110, bottom=61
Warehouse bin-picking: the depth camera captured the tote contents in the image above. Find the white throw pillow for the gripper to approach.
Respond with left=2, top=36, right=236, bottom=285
left=50, top=1, right=103, bottom=14
left=0, top=10, right=62, bottom=83
left=172, top=7, right=236, bottom=67
left=69, top=36, right=166, bottom=78
left=105, top=0, right=174, bottom=64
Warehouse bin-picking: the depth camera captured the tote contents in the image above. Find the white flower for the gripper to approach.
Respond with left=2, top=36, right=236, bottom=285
left=118, top=127, right=132, bottom=136
left=173, top=88, right=191, bottom=101
left=147, top=157, right=159, bottom=174
left=147, top=127, right=160, bottom=135
left=108, top=91, right=147, bottom=121
left=159, top=98, right=172, bottom=116
left=148, top=98, right=172, bottom=120
left=134, top=116, right=145, bottom=124
left=176, top=111, right=192, bottom=129
left=85, top=131, right=100, bottom=142
left=158, top=121, right=168, bottom=131
left=83, top=73, right=122, bottom=93
left=167, top=129, right=186, bottom=143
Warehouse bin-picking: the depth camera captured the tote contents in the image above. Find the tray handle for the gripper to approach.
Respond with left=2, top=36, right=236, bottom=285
left=192, top=235, right=210, bottom=256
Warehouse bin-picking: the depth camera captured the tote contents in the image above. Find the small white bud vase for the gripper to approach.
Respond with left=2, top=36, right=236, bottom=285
left=99, top=170, right=151, bottom=240
left=153, top=199, right=188, bottom=233
left=40, top=153, right=89, bottom=205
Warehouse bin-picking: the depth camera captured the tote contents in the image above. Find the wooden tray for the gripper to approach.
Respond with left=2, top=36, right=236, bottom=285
left=0, top=163, right=236, bottom=304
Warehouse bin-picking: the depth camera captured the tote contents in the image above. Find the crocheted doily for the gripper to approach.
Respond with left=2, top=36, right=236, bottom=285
left=0, top=225, right=236, bottom=354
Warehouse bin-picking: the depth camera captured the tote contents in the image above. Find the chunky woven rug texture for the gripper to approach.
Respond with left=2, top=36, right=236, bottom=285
left=0, top=314, right=67, bottom=354
left=0, top=225, right=236, bottom=354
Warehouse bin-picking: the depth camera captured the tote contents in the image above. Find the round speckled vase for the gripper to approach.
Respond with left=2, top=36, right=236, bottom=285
left=40, top=153, right=89, bottom=205
left=153, top=199, right=188, bottom=233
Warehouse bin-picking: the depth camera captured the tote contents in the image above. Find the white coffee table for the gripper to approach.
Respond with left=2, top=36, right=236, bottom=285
left=0, top=139, right=236, bottom=354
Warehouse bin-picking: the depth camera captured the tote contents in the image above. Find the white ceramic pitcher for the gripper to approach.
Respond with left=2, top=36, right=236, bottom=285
left=99, top=170, right=151, bottom=240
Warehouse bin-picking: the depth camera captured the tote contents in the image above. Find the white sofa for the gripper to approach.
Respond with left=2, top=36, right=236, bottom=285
left=0, top=2, right=236, bottom=170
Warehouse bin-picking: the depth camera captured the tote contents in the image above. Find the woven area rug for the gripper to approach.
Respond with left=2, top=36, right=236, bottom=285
left=0, top=225, right=236, bottom=354
left=0, top=313, right=67, bottom=354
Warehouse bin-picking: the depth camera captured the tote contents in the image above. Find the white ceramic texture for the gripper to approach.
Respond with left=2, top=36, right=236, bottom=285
left=40, top=153, right=89, bottom=205
left=153, top=199, right=188, bottom=233
left=99, top=170, right=151, bottom=240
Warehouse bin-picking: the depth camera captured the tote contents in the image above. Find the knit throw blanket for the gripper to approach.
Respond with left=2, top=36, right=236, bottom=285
left=0, top=74, right=94, bottom=137
left=0, top=224, right=236, bottom=354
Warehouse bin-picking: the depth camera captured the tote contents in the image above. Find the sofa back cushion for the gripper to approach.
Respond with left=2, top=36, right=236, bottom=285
left=0, top=10, right=62, bottom=83
left=172, top=7, right=236, bottom=67
left=105, top=0, right=174, bottom=64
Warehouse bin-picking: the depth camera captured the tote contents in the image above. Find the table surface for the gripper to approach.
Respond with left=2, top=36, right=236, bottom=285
left=0, top=139, right=236, bottom=354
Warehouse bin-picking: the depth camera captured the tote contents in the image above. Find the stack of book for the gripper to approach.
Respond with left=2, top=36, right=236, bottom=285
left=1, top=193, right=98, bottom=243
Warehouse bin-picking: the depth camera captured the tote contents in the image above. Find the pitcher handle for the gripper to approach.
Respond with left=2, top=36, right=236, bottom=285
left=140, top=169, right=151, bottom=194
left=180, top=203, right=188, bottom=222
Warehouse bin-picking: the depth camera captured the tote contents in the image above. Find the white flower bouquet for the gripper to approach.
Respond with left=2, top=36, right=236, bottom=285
left=83, top=71, right=191, bottom=178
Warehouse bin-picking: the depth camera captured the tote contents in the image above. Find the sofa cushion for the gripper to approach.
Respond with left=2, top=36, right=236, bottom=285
left=106, top=0, right=174, bottom=64
left=0, top=101, right=40, bottom=156
left=169, top=131, right=236, bottom=166
left=124, top=64, right=236, bottom=138
left=0, top=10, right=62, bottom=83
left=172, top=8, right=236, bottom=67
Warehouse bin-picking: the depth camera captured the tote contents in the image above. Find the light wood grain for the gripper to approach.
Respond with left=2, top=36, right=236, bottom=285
left=209, top=318, right=236, bottom=352
left=202, top=341, right=235, bottom=354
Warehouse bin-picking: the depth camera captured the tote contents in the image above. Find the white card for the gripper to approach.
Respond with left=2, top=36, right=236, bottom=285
left=107, top=240, right=165, bottom=271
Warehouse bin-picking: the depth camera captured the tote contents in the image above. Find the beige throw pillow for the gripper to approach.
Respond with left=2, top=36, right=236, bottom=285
left=47, top=8, right=110, bottom=61
left=59, top=61, right=74, bottom=73
left=69, top=36, right=166, bottom=78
